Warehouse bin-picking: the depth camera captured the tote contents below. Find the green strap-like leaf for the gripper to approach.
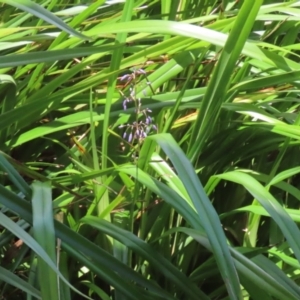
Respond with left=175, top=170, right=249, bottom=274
left=1, top=0, right=91, bottom=40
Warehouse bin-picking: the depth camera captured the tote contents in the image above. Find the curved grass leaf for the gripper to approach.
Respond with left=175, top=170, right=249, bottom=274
left=149, top=133, right=241, bottom=299
left=0, top=210, right=91, bottom=299
left=221, top=205, right=300, bottom=223
left=171, top=227, right=300, bottom=300
left=0, top=266, right=41, bottom=299
left=119, top=161, right=300, bottom=300
left=0, top=184, right=176, bottom=299
left=80, top=216, right=209, bottom=300
left=188, top=0, right=263, bottom=161
left=31, top=181, right=59, bottom=300
left=1, top=0, right=91, bottom=40
left=0, top=45, right=122, bottom=68
left=0, top=152, right=31, bottom=198
left=216, top=171, right=300, bottom=263
left=268, top=166, right=300, bottom=187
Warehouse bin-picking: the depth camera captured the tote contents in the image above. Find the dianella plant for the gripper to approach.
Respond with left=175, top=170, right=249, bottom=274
left=1, top=0, right=300, bottom=299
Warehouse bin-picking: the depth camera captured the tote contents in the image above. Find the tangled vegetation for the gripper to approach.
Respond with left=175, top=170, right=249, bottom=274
left=1, top=0, right=300, bottom=299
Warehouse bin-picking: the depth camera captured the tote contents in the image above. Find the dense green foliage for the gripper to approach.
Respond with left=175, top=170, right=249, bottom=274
left=1, top=0, right=300, bottom=299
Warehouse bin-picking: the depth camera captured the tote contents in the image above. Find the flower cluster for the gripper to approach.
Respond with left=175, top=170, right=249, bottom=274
left=118, top=68, right=157, bottom=143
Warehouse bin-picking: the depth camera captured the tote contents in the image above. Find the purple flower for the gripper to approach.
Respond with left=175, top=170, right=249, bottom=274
left=123, top=98, right=130, bottom=110
left=136, top=68, right=146, bottom=75
left=145, top=116, right=152, bottom=124
left=128, top=132, right=133, bottom=143
left=120, top=74, right=132, bottom=82
left=136, top=129, right=140, bottom=136
left=119, top=67, right=157, bottom=143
